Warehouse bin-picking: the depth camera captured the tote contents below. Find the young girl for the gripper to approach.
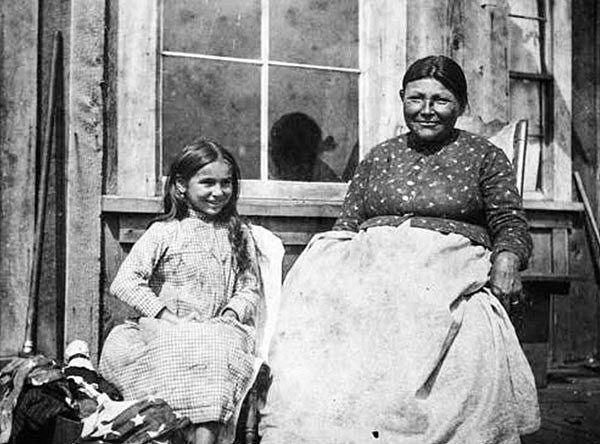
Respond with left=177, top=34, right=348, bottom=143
left=100, top=139, right=261, bottom=444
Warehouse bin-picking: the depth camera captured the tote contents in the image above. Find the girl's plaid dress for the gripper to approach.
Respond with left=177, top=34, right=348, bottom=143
left=99, top=210, right=261, bottom=424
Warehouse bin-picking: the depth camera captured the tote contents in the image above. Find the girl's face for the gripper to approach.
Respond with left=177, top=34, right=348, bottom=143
left=401, top=77, right=463, bottom=143
left=177, top=159, right=233, bottom=218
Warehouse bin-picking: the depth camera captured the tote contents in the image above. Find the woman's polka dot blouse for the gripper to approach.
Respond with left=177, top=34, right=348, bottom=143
left=333, top=130, right=532, bottom=269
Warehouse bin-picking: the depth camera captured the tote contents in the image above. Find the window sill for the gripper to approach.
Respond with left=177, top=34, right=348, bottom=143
left=101, top=194, right=584, bottom=218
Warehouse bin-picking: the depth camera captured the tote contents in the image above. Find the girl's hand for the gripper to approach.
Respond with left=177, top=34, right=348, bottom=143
left=157, top=308, right=201, bottom=324
left=222, top=309, right=239, bottom=322
left=489, top=251, right=523, bottom=311
left=181, top=311, right=201, bottom=323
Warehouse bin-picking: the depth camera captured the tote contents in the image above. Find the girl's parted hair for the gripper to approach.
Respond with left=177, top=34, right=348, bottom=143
left=155, top=138, right=252, bottom=272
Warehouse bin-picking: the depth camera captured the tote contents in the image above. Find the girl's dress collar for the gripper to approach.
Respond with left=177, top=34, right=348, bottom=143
left=186, top=207, right=212, bottom=222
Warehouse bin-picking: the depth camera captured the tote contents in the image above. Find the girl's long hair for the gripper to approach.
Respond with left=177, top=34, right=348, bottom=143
left=154, top=138, right=252, bottom=272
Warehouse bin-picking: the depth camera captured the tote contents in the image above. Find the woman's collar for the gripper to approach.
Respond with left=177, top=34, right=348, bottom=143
left=407, top=129, right=459, bottom=154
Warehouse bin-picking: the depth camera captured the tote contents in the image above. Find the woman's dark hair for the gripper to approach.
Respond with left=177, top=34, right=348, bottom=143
left=402, top=55, right=468, bottom=110
left=155, top=138, right=252, bottom=271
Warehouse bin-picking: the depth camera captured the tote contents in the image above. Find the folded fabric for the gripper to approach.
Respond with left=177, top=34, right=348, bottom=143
left=0, top=355, right=65, bottom=444
left=79, top=397, right=191, bottom=444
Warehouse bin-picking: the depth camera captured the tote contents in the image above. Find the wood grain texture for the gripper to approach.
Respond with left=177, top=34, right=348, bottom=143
left=64, top=0, right=105, bottom=362
left=117, top=0, right=158, bottom=197
left=361, top=0, right=407, bottom=151
left=0, top=1, right=38, bottom=356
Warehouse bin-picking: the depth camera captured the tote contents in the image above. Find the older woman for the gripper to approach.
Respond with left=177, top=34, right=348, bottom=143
left=260, top=55, right=540, bottom=443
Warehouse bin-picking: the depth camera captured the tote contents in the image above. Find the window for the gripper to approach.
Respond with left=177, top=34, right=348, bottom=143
left=160, top=0, right=359, bottom=185
left=508, top=0, right=571, bottom=201
left=114, top=0, right=406, bottom=205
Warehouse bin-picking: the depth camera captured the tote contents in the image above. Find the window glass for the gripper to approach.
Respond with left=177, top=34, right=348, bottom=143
left=163, top=0, right=261, bottom=59
left=508, top=17, right=543, bottom=74
left=507, top=0, right=539, bottom=17
left=509, top=79, right=543, bottom=137
left=269, top=67, right=359, bottom=182
left=161, top=0, right=359, bottom=183
left=161, top=57, right=261, bottom=178
left=270, top=0, right=358, bottom=68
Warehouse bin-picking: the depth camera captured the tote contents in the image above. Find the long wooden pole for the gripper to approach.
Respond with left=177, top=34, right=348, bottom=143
left=574, top=171, right=600, bottom=252
left=21, top=31, right=62, bottom=356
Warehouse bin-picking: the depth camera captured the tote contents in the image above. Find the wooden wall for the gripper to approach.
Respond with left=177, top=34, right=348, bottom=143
left=0, top=0, right=72, bottom=359
left=0, top=1, right=38, bottom=357
left=567, top=0, right=600, bottom=363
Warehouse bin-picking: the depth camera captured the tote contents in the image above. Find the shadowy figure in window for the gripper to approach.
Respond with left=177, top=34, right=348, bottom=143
left=269, top=112, right=341, bottom=182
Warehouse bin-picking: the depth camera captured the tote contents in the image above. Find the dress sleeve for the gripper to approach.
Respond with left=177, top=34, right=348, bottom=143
left=110, top=222, right=171, bottom=318
left=333, top=152, right=374, bottom=231
left=480, top=147, right=533, bottom=270
left=222, top=228, right=262, bottom=325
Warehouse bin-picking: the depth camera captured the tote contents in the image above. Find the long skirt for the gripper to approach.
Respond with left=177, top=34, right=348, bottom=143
left=259, top=223, right=540, bottom=443
left=99, top=317, right=255, bottom=424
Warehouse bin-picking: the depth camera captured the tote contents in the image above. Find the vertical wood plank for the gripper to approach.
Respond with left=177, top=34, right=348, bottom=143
left=100, top=216, right=135, bottom=346
left=117, top=0, right=158, bottom=196
left=65, top=0, right=105, bottom=361
left=549, top=1, right=572, bottom=201
left=453, top=0, right=510, bottom=123
left=406, top=0, right=449, bottom=61
left=552, top=227, right=569, bottom=274
left=361, top=0, right=407, bottom=152
left=0, top=1, right=38, bottom=356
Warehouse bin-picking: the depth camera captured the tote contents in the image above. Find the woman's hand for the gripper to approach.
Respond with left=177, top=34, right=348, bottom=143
left=489, top=251, right=523, bottom=311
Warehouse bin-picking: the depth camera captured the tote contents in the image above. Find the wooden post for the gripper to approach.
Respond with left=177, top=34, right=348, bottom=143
left=361, top=0, right=408, bottom=151
left=0, top=1, right=38, bottom=356
left=64, top=0, right=105, bottom=361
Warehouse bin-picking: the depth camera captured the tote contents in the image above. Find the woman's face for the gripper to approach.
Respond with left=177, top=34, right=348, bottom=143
left=401, top=78, right=463, bottom=143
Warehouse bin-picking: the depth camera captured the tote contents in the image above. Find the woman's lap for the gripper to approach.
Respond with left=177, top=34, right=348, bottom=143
left=260, top=224, right=539, bottom=443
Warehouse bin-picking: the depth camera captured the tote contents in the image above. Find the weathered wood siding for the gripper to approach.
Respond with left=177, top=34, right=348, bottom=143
left=0, top=1, right=38, bottom=356
left=63, top=0, right=105, bottom=360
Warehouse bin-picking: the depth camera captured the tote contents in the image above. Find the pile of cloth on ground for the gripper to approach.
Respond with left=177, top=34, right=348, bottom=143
left=0, top=340, right=191, bottom=444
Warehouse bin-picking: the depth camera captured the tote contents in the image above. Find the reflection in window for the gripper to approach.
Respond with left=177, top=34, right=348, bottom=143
left=160, top=0, right=359, bottom=183
left=269, top=113, right=339, bottom=182
left=269, top=66, right=358, bottom=182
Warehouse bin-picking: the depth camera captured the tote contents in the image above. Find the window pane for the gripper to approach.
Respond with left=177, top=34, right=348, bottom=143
left=508, top=0, right=541, bottom=17
left=269, top=67, right=359, bottom=182
left=508, top=17, right=543, bottom=73
left=163, top=0, right=261, bottom=59
left=270, top=0, right=359, bottom=68
left=510, top=79, right=543, bottom=137
left=162, top=58, right=261, bottom=178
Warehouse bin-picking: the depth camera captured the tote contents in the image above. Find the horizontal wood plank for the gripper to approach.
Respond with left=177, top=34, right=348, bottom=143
left=102, top=194, right=584, bottom=217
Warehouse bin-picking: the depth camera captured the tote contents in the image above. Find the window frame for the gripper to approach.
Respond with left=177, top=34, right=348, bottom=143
left=508, top=0, right=572, bottom=202
left=114, top=0, right=408, bottom=208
